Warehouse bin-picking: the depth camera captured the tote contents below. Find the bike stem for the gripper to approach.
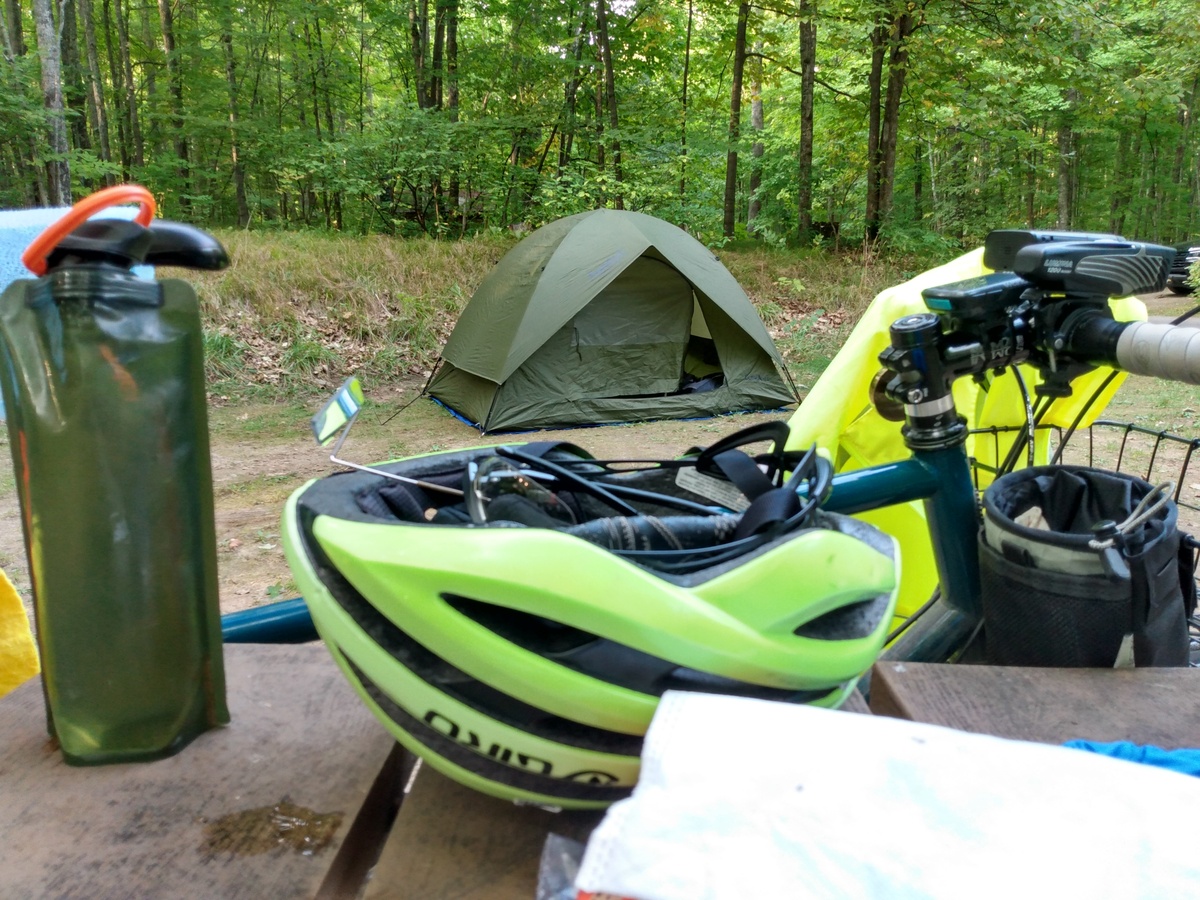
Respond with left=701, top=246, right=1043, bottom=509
left=880, top=312, right=984, bottom=621
left=791, top=311, right=986, bottom=663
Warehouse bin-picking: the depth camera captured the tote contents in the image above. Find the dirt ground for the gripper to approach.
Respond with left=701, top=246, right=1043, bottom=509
left=1, top=289, right=1194, bottom=627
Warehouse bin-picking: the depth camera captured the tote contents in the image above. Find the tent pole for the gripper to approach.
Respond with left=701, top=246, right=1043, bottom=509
left=778, top=359, right=804, bottom=403
left=380, top=358, right=444, bottom=427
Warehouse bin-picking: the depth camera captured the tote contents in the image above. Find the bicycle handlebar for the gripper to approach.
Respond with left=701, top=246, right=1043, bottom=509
left=1113, top=321, right=1200, bottom=385
left=1059, top=308, right=1200, bottom=386
left=905, top=235, right=1195, bottom=405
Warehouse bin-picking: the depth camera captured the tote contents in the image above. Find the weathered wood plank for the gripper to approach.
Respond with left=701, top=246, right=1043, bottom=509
left=840, top=687, right=871, bottom=715
left=869, top=661, right=1200, bottom=747
left=0, top=642, right=400, bottom=900
left=365, top=764, right=603, bottom=900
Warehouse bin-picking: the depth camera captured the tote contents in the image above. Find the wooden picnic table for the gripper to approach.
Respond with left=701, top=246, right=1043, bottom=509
left=0, top=642, right=612, bottom=899
left=6, top=641, right=1197, bottom=899
left=868, top=660, right=1200, bottom=747
left=0, top=643, right=401, bottom=899
left=0, top=641, right=866, bottom=899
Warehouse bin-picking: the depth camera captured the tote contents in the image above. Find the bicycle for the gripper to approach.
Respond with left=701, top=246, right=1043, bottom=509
left=275, top=229, right=1195, bottom=809
left=796, top=231, right=1194, bottom=665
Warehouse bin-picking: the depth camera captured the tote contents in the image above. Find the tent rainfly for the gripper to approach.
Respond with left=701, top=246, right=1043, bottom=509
left=425, top=209, right=797, bottom=432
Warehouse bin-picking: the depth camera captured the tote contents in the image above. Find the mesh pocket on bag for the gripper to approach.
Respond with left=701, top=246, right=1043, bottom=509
left=979, top=536, right=1131, bottom=667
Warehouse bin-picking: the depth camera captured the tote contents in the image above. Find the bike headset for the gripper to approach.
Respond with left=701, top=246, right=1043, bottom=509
left=285, top=420, right=899, bottom=809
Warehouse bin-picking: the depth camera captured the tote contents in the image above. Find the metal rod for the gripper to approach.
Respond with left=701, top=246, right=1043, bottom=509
left=328, top=412, right=464, bottom=497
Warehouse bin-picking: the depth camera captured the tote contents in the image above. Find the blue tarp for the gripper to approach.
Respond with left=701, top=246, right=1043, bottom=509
left=1065, top=740, right=1200, bottom=777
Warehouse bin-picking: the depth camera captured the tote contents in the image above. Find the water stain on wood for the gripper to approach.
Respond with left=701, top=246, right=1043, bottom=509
left=201, top=799, right=344, bottom=858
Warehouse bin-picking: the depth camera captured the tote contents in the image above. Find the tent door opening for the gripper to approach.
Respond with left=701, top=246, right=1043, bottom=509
left=550, top=256, right=719, bottom=401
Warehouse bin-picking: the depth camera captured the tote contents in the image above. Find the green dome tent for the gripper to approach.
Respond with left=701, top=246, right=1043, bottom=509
left=426, top=209, right=797, bottom=432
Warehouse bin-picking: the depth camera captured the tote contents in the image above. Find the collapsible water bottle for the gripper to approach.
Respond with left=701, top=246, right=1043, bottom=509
left=0, top=185, right=230, bottom=764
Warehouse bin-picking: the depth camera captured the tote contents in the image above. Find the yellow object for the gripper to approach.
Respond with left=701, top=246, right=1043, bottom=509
left=786, top=247, right=1146, bottom=625
left=0, top=566, right=38, bottom=697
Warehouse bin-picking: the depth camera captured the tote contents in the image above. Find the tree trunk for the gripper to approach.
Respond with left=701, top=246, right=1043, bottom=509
left=926, top=137, right=939, bottom=231
left=797, top=0, right=816, bottom=239
left=1109, top=127, right=1132, bottom=234
left=301, top=19, right=329, bottom=226
left=447, top=0, right=458, bottom=116
left=447, top=0, right=460, bottom=229
left=356, top=0, right=366, bottom=130
left=431, top=0, right=445, bottom=110
left=747, top=43, right=763, bottom=235
left=913, top=142, right=923, bottom=221
left=410, top=0, right=430, bottom=109
left=79, top=0, right=113, bottom=183
left=864, top=20, right=885, bottom=242
left=32, top=0, right=71, bottom=204
left=950, top=127, right=965, bottom=244
left=723, top=1, right=749, bottom=237
left=679, top=0, right=692, bottom=201
left=222, top=20, right=249, bottom=226
left=1056, top=96, right=1075, bottom=231
left=1142, top=138, right=1160, bottom=241
left=5, top=0, right=24, bottom=56
left=594, top=77, right=604, bottom=172
left=60, top=0, right=91, bottom=156
left=139, top=2, right=158, bottom=155
left=1170, top=85, right=1193, bottom=235
left=112, top=0, right=141, bottom=167
left=158, top=0, right=189, bottom=212
left=866, top=10, right=914, bottom=242
left=312, top=16, right=342, bottom=229
left=1, top=0, right=42, bottom=204
left=878, top=12, right=913, bottom=221
left=1026, top=157, right=1036, bottom=227
left=595, top=0, right=621, bottom=208
left=1025, top=132, right=1039, bottom=228
left=559, top=0, right=589, bottom=175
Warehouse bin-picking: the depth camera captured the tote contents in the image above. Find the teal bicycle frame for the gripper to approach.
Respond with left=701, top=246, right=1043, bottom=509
left=807, top=447, right=983, bottom=663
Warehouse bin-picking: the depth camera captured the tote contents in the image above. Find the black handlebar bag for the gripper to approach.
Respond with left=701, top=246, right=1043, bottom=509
left=979, top=465, right=1194, bottom=667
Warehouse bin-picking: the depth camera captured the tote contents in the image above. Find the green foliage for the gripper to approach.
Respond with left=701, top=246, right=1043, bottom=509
left=203, top=330, right=250, bottom=381
left=0, top=0, right=1195, bottom=247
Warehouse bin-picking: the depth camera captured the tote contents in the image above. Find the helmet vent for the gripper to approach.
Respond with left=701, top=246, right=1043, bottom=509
left=793, top=595, right=891, bottom=640
left=442, top=593, right=597, bottom=654
left=443, top=593, right=834, bottom=704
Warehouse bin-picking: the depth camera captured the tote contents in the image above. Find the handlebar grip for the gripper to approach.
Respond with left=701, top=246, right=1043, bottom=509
left=1115, top=321, right=1200, bottom=384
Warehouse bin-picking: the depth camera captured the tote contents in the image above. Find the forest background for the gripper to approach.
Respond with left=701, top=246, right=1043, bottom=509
left=1, top=0, right=1198, bottom=251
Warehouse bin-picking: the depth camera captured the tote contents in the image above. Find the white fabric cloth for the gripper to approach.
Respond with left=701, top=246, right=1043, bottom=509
left=576, top=690, right=1200, bottom=900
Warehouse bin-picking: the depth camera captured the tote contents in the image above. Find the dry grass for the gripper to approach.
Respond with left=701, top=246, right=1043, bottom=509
left=173, top=230, right=513, bottom=397
left=723, top=245, right=924, bottom=386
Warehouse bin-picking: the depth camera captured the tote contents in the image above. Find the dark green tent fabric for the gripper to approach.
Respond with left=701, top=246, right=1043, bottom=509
left=426, top=209, right=796, bottom=432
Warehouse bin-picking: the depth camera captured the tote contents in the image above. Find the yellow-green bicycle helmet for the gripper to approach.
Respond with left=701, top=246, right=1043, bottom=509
left=282, top=429, right=898, bottom=809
